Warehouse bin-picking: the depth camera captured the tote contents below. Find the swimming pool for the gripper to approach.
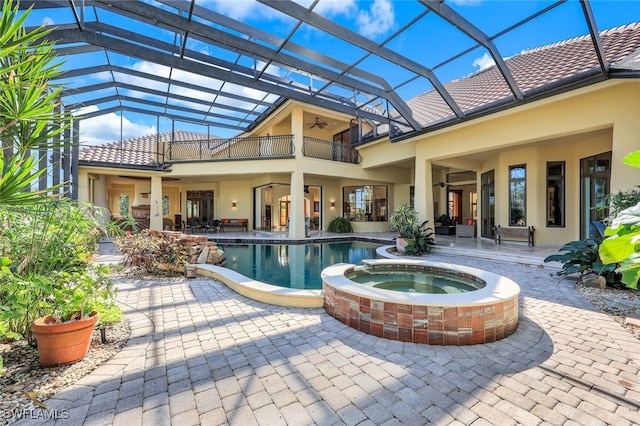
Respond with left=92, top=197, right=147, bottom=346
left=218, top=241, right=382, bottom=290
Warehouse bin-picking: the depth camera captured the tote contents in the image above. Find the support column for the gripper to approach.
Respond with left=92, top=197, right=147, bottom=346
left=71, top=120, right=80, bottom=200
left=414, top=159, right=434, bottom=226
left=77, top=169, right=89, bottom=204
left=288, top=107, right=306, bottom=239
left=149, top=175, right=163, bottom=230
left=289, top=170, right=306, bottom=238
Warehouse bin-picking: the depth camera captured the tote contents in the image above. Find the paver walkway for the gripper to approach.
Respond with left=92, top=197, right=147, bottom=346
left=14, top=252, right=640, bottom=425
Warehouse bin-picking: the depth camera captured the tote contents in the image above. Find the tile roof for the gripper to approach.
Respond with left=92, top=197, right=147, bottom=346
left=78, top=130, right=210, bottom=167
left=408, top=22, right=640, bottom=127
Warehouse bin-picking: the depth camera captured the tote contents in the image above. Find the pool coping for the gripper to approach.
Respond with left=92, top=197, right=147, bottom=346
left=194, top=264, right=325, bottom=308
left=320, top=258, right=521, bottom=307
left=191, top=240, right=392, bottom=308
left=208, top=235, right=395, bottom=245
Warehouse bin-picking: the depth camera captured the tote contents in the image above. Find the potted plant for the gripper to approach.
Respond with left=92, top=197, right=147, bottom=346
left=31, top=266, right=113, bottom=366
left=1, top=200, right=118, bottom=366
left=389, top=204, right=421, bottom=253
left=1, top=199, right=122, bottom=366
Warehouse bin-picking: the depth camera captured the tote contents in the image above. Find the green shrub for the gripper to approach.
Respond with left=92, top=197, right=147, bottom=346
left=404, top=220, right=436, bottom=255
left=603, top=186, right=640, bottom=224
left=1, top=200, right=103, bottom=276
left=93, top=301, right=123, bottom=327
left=0, top=200, right=117, bottom=339
left=434, top=214, right=455, bottom=226
left=598, top=150, right=640, bottom=289
left=327, top=216, right=353, bottom=233
left=543, top=222, right=618, bottom=284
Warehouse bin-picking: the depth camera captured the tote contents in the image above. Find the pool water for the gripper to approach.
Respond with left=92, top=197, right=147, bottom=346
left=218, top=241, right=382, bottom=290
left=346, top=268, right=485, bottom=294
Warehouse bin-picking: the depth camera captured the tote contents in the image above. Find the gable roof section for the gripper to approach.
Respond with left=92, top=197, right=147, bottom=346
left=407, top=22, right=640, bottom=130
left=78, top=130, right=209, bottom=168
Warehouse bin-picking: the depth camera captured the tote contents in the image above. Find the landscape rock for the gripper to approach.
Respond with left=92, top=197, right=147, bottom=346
left=581, top=273, right=607, bottom=289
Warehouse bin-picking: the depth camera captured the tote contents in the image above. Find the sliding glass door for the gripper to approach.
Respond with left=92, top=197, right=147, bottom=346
left=580, top=152, right=611, bottom=239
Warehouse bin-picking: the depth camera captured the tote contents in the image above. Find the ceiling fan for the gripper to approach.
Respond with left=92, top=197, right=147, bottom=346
left=433, top=165, right=451, bottom=187
left=308, top=117, right=327, bottom=129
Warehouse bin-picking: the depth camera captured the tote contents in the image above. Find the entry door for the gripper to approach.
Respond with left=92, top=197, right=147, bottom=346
left=580, top=152, right=611, bottom=239
left=480, top=170, right=495, bottom=238
left=448, top=190, right=463, bottom=224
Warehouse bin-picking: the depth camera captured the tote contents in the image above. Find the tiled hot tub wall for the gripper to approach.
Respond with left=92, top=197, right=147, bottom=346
left=323, top=265, right=519, bottom=345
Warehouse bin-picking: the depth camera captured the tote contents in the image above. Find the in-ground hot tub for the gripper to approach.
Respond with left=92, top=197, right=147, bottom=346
left=321, top=259, right=520, bottom=345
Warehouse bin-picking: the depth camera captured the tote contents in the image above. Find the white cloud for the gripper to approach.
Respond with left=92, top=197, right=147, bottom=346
left=206, top=0, right=256, bottom=20
left=356, top=0, right=395, bottom=39
left=313, top=0, right=356, bottom=16
left=205, top=0, right=358, bottom=22
left=291, top=0, right=356, bottom=16
left=126, top=61, right=277, bottom=109
left=42, top=16, right=54, bottom=26
left=472, top=52, right=495, bottom=71
left=73, top=59, right=280, bottom=143
left=203, top=0, right=286, bottom=21
left=76, top=106, right=156, bottom=145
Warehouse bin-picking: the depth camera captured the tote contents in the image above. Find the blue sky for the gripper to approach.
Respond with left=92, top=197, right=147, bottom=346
left=22, top=0, right=640, bottom=144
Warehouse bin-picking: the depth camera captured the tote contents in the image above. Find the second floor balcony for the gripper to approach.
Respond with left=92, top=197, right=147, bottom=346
left=79, top=134, right=361, bottom=169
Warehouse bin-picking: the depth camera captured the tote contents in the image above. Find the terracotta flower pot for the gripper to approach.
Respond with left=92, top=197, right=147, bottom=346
left=396, top=237, right=409, bottom=254
left=32, top=311, right=99, bottom=366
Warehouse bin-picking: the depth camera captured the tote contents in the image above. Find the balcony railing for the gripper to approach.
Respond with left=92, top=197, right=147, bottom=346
left=168, top=135, right=294, bottom=162
left=302, top=136, right=361, bottom=164
left=79, top=134, right=361, bottom=168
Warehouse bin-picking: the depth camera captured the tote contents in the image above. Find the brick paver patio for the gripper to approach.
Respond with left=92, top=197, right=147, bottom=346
left=14, top=251, right=640, bottom=425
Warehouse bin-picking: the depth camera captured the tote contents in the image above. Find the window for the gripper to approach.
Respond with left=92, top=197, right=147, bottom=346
left=343, top=185, right=387, bottom=222
left=509, top=165, right=526, bottom=226
left=119, top=194, right=129, bottom=216
left=409, top=186, right=415, bottom=209
left=162, top=195, right=170, bottom=216
left=187, top=190, right=214, bottom=221
left=580, top=152, right=611, bottom=238
left=547, top=162, right=565, bottom=227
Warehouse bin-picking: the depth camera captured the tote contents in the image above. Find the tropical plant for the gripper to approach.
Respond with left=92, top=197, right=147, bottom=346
left=598, top=150, right=640, bottom=289
left=544, top=221, right=618, bottom=284
left=0, top=0, right=119, bottom=360
left=327, top=216, right=353, bottom=233
left=0, top=200, right=118, bottom=338
left=0, top=0, right=70, bottom=367
left=404, top=220, right=436, bottom=255
left=435, top=214, right=456, bottom=226
left=0, top=0, right=70, bottom=206
left=389, top=203, right=420, bottom=238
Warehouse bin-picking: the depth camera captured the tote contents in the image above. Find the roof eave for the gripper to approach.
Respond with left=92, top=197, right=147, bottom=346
left=78, top=161, right=172, bottom=171
left=389, top=69, right=611, bottom=143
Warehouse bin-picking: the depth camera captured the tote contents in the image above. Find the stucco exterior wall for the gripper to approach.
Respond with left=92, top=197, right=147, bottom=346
left=405, top=81, right=640, bottom=245
left=77, top=81, right=640, bottom=243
